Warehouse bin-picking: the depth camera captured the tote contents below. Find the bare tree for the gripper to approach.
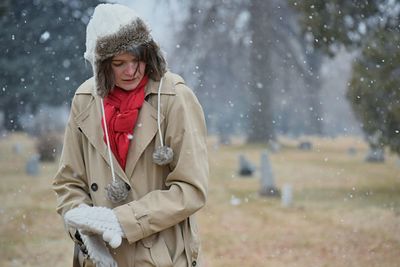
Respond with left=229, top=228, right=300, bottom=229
left=247, top=0, right=276, bottom=142
left=173, top=0, right=325, bottom=142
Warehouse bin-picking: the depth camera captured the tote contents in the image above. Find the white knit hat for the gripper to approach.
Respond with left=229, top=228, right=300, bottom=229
left=84, top=3, right=152, bottom=96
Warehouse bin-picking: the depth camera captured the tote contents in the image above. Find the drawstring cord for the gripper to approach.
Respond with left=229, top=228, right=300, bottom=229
left=100, top=98, right=117, bottom=183
left=152, top=76, right=174, bottom=166
left=156, top=77, right=164, bottom=147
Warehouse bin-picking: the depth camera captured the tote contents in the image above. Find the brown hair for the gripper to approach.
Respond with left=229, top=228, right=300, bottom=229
left=96, top=39, right=167, bottom=97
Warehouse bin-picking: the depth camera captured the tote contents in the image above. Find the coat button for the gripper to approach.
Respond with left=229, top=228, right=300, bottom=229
left=192, top=260, right=197, bottom=267
left=125, top=183, right=131, bottom=191
left=90, top=183, right=98, bottom=192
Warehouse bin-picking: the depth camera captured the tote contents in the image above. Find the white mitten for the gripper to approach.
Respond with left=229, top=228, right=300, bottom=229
left=79, top=230, right=118, bottom=267
left=65, top=205, right=125, bottom=248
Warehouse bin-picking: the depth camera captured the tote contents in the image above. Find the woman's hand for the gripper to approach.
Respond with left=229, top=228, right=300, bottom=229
left=64, top=204, right=125, bottom=248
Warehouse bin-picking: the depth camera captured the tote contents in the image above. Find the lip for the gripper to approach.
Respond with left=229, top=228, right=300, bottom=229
left=121, top=78, right=136, bottom=83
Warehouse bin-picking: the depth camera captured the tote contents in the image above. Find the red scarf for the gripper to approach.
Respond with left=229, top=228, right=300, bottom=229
left=102, top=76, right=148, bottom=170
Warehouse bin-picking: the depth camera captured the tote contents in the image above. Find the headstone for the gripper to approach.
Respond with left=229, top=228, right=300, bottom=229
left=298, top=141, right=312, bottom=151
left=0, top=111, right=4, bottom=133
left=281, top=184, right=293, bottom=207
left=347, top=147, right=357, bottom=156
left=26, top=154, right=40, bottom=176
left=238, top=154, right=255, bottom=176
left=218, top=133, right=231, bottom=145
left=365, top=147, right=385, bottom=162
left=230, top=195, right=241, bottom=206
left=268, top=140, right=281, bottom=153
left=13, top=143, right=23, bottom=155
left=259, top=151, right=280, bottom=197
left=365, top=131, right=384, bottom=162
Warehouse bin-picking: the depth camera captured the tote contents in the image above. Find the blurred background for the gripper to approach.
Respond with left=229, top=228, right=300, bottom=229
left=0, top=1, right=399, bottom=266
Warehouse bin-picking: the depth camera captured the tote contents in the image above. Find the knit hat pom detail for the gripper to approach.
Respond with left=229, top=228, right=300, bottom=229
left=153, top=146, right=173, bottom=165
left=105, top=178, right=129, bottom=203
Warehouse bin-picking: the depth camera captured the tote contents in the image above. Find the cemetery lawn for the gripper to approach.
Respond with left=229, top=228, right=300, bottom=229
left=1, top=133, right=399, bottom=267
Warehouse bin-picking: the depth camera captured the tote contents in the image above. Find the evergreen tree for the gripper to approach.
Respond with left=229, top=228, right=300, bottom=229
left=348, top=30, right=400, bottom=153
left=291, top=0, right=400, bottom=153
left=0, top=0, right=99, bottom=130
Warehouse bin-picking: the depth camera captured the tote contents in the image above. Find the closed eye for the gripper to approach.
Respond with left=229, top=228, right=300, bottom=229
left=112, top=61, right=124, bottom=67
left=112, top=60, right=139, bottom=67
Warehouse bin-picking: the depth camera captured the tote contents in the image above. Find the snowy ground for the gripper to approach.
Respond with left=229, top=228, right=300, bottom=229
left=0, top=133, right=399, bottom=267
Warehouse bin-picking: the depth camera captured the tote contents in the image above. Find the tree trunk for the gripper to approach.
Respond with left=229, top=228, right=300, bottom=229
left=247, top=0, right=276, bottom=143
left=303, top=52, right=323, bottom=135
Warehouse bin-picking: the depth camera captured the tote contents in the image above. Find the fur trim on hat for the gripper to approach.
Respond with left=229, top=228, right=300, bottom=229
left=95, top=19, right=151, bottom=63
left=84, top=4, right=153, bottom=97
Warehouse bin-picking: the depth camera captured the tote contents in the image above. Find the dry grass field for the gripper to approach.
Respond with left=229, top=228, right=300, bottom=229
left=1, top=133, right=399, bottom=267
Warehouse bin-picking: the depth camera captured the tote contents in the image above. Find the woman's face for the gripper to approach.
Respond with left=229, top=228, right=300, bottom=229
left=111, top=52, right=146, bottom=91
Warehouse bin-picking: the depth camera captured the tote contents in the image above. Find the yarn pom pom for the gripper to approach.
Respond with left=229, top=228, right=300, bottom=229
left=152, top=146, right=173, bottom=165
left=105, top=178, right=129, bottom=203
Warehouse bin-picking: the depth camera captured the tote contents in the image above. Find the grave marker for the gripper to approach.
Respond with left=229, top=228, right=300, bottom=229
left=238, top=154, right=255, bottom=176
left=26, top=154, right=40, bottom=176
left=259, top=151, right=280, bottom=197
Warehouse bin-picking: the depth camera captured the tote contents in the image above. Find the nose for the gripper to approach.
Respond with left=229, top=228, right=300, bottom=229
left=124, top=62, right=137, bottom=76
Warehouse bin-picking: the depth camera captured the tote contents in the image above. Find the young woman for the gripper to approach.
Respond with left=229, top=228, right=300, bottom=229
left=53, top=3, right=208, bottom=267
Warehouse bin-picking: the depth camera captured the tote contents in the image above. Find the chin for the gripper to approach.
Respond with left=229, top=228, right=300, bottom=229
left=119, top=82, right=138, bottom=90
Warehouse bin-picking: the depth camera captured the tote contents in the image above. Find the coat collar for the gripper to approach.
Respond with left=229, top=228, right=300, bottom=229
left=144, top=72, right=177, bottom=97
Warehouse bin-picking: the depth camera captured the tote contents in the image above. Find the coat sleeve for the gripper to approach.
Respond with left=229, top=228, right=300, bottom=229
left=52, top=93, right=93, bottom=240
left=114, top=83, right=208, bottom=244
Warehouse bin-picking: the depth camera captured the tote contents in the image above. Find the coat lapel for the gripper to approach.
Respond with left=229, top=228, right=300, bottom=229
left=124, top=77, right=172, bottom=179
left=124, top=100, right=163, bottom=179
left=74, top=96, right=129, bottom=183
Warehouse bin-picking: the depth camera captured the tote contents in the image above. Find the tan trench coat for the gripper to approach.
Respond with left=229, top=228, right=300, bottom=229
left=53, top=71, right=208, bottom=267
